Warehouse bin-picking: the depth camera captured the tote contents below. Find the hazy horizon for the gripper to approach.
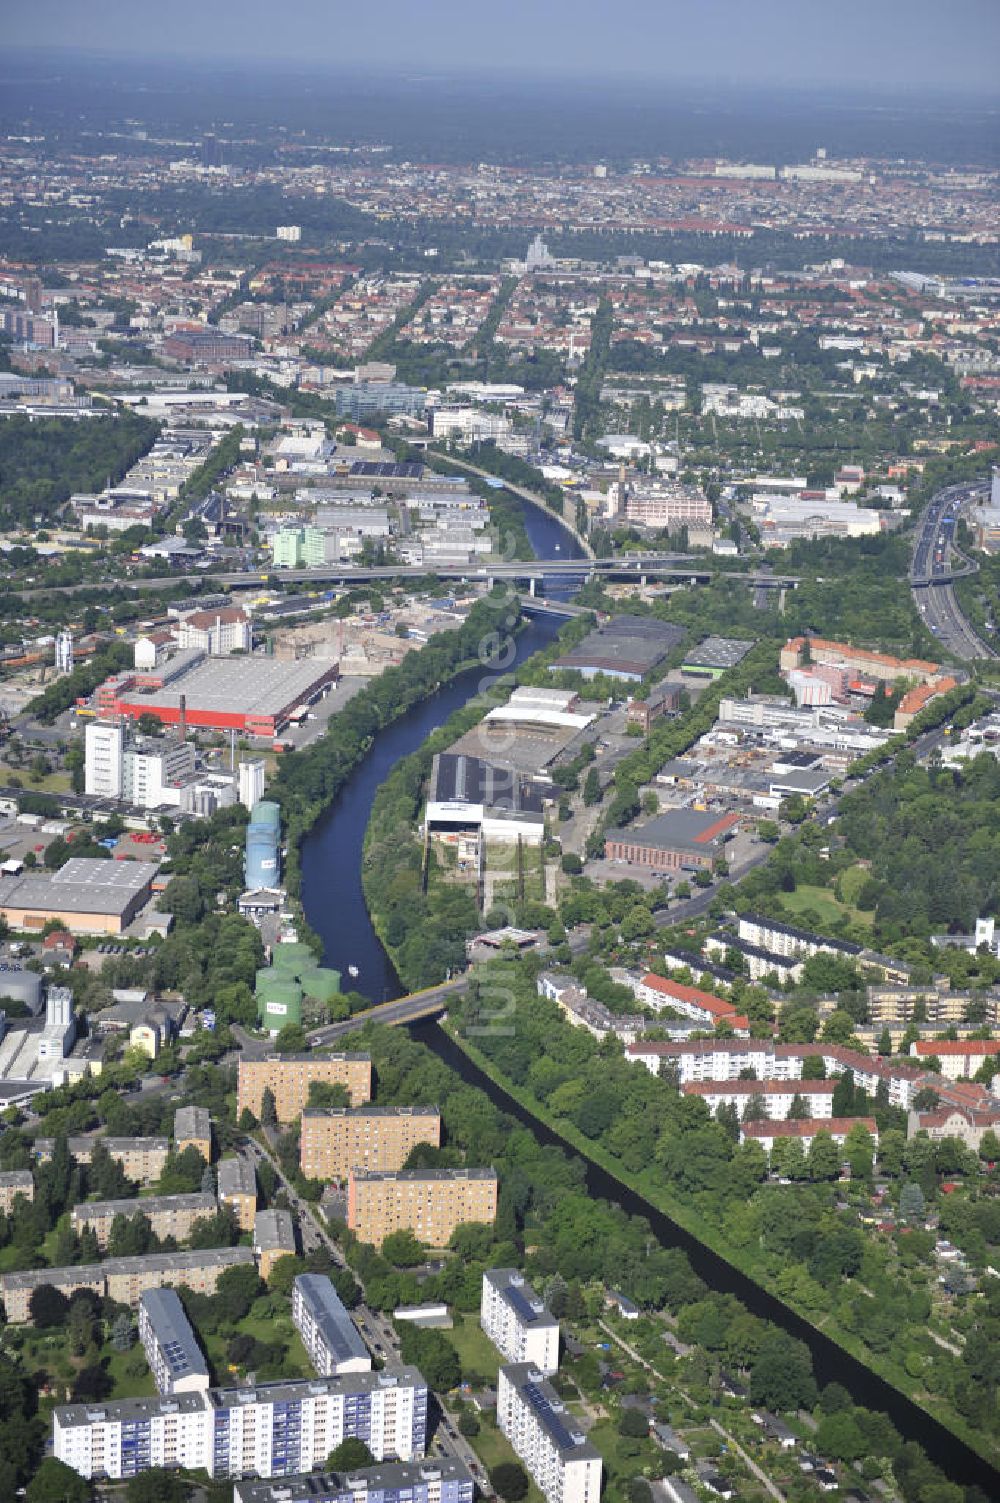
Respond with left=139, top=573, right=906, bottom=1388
left=6, top=0, right=1000, bottom=94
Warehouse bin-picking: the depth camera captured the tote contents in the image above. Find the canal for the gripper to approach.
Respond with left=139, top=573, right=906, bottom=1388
left=297, top=493, right=999, bottom=1495
left=300, top=492, right=587, bottom=1001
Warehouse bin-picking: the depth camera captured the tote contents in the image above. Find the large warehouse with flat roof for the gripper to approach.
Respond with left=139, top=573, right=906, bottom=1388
left=0, top=858, right=159, bottom=935
left=605, top=809, right=740, bottom=872
left=548, top=615, right=686, bottom=682
left=96, top=655, right=339, bottom=738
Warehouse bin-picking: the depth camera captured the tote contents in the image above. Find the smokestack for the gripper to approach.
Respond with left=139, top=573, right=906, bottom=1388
left=178, top=694, right=187, bottom=743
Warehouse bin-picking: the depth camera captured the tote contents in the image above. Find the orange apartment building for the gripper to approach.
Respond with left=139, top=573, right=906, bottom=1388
left=237, top=1053, right=373, bottom=1124
left=174, top=1106, right=212, bottom=1161
left=346, top=1167, right=498, bottom=1250
left=300, top=1106, right=442, bottom=1181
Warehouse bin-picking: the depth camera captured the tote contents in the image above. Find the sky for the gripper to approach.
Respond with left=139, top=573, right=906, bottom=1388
left=8, top=0, right=1000, bottom=94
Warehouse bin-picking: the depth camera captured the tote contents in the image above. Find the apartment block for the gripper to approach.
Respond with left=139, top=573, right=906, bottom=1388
left=681, top=1079, right=837, bottom=1120
left=255, top=1207, right=296, bottom=1278
left=54, top=1368, right=429, bottom=1480
left=238, top=1053, right=373, bottom=1125
left=497, top=1364, right=602, bottom=1503
left=300, top=1106, right=441, bottom=1181
left=174, top=1105, right=212, bottom=1160
left=740, top=1117, right=878, bottom=1153
left=910, top=1038, right=1000, bottom=1081
left=624, top=1039, right=924, bottom=1109
left=0, top=1247, right=255, bottom=1324
left=35, top=1136, right=172, bottom=1185
left=481, top=1269, right=559, bottom=1373
left=71, top=1192, right=217, bottom=1250
left=138, top=1287, right=210, bottom=1395
left=232, top=1458, right=475, bottom=1503
left=0, top=1169, right=34, bottom=1212
left=347, top=1168, right=498, bottom=1250
left=292, top=1273, right=371, bottom=1376
left=217, top=1155, right=258, bottom=1231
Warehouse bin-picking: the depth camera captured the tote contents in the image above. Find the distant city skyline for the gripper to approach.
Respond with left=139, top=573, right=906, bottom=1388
left=7, top=0, right=1000, bottom=95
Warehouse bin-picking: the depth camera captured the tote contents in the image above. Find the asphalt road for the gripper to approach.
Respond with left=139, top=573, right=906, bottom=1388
left=910, top=481, right=994, bottom=660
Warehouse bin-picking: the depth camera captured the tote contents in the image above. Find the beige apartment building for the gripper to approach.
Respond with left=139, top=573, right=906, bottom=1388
left=347, top=1168, right=498, bottom=1250
left=35, top=1136, right=171, bottom=1185
left=71, top=1192, right=216, bottom=1250
left=0, top=1247, right=255, bottom=1324
left=254, top=1207, right=296, bottom=1278
left=216, top=1155, right=258, bottom=1231
left=300, top=1106, right=441, bottom=1181
left=174, top=1106, right=212, bottom=1161
left=237, top=1053, right=372, bottom=1125
left=0, top=1169, right=33, bottom=1213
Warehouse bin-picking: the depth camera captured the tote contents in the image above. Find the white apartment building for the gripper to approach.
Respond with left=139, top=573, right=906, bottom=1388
left=138, top=1288, right=210, bottom=1396
left=624, top=1040, right=924, bottom=1109
left=53, top=1368, right=428, bottom=1481
left=481, top=1269, right=559, bottom=1374
left=681, top=1079, right=837, bottom=1120
left=497, top=1364, right=602, bottom=1503
left=292, top=1273, right=372, bottom=1377
left=84, top=721, right=125, bottom=798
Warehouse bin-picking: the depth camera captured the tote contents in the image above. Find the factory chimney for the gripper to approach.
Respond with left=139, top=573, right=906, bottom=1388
left=178, top=694, right=187, bottom=743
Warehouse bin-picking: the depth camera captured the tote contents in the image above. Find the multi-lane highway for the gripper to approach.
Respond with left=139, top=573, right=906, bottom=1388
left=910, top=481, right=994, bottom=660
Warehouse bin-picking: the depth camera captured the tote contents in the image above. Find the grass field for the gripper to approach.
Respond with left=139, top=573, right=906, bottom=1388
left=446, top=1316, right=499, bottom=1383
left=0, top=761, right=71, bottom=793
left=778, top=883, right=872, bottom=929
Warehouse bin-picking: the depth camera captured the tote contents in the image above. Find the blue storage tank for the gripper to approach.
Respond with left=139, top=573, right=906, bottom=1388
left=245, top=799, right=281, bottom=889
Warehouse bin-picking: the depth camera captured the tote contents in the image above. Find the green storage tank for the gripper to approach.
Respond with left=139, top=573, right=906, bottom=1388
left=271, top=943, right=315, bottom=973
left=256, top=977, right=303, bottom=1030
left=300, top=967, right=342, bottom=1002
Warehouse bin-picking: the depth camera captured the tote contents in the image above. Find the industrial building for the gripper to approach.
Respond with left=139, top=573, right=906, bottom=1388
left=216, top=1155, right=258, bottom=1230
left=232, top=1459, right=475, bottom=1503
left=481, top=1269, right=559, bottom=1374
left=424, top=753, right=548, bottom=847
left=0, top=858, right=158, bottom=936
left=53, top=1367, right=429, bottom=1480
left=0, top=1246, right=256, bottom=1324
left=604, top=808, right=740, bottom=872
left=497, top=1364, right=602, bottom=1503
left=548, top=615, right=686, bottom=683
left=71, top=1191, right=217, bottom=1249
left=94, top=652, right=339, bottom=738
left=292, top=1273, right=371, bottom=1376
left=138, top=1287, right=211, bottom=1395
left=300, top=1106, right=442, bottom=1181
left=237, top=1053, right=373, bottom=1124
left=346, top=1167, right=498, bottom=1250
left=680, top=636, right=755, bottom=679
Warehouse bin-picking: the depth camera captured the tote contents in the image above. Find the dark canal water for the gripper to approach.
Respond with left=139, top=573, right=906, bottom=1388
left=299, top=495, right=999, bottom=1495
left=300, top=494, right=586, bottom=1001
